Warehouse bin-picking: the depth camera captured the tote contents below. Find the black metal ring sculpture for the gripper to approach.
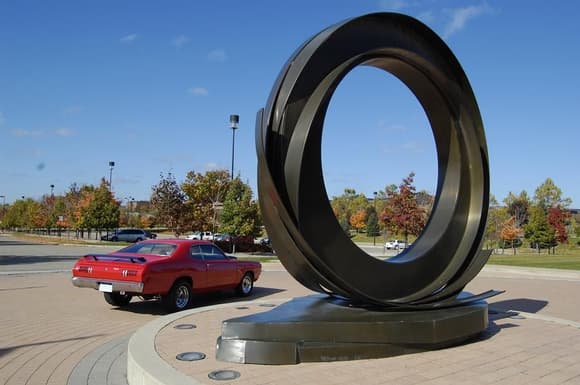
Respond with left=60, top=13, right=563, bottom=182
left=256, top=12, right=492, bottom=308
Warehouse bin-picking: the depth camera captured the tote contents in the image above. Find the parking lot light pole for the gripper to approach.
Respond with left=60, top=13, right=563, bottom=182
left=108, top=161, right=115, bottom=191
left=229, top=114, right=239, bottom=180
left=0, top=195, right=5, bottom=225
left=373, top=191, right=377, bottom=246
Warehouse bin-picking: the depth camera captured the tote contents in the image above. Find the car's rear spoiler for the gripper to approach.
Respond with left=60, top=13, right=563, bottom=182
left=83, top=254, right=146, bottom=263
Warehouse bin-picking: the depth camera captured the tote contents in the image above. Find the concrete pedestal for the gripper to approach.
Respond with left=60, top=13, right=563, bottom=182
left=217, top=294, right=488, bottom=364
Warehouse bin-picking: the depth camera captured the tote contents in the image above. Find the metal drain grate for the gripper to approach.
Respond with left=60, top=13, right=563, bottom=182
left=208, top=370, right=241, bottom=381
left=176, top=352, right=206, bottom=361
left=173, top=323, right=197, bottom=329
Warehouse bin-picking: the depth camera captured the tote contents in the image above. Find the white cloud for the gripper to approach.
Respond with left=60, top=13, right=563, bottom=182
left=62, top=105, right=83, bottom=116
left=443, top=4, right=491, bottom=38
left=378, top=120, right=408, bottom=132
left=0, top=112, right=5, bottom=126
left=202, top=162, right=221, bottom=171
left=417, top=11, right=435, bottom=24
left=55, top=127, right=74, bottom=137
left=378, top=0, right=408, bottom=11
left=172, top=35, right=189, bottom=48
left=11, top=128, right=43, bottom=137
left=188, top=87, right=208, bottom=96
left=207, top=49, right=227, bottom=62
left=120, top=33, right=138, bottom=43
left=401, top=141, right=424, bottom=153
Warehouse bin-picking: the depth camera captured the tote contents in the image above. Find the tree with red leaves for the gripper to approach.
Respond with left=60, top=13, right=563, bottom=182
left=380, top=172, right=426, bottom=243
left=547, top=206, right=570, bottom=244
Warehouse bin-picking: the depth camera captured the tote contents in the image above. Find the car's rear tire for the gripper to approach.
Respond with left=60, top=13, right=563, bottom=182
left=104, top=292, right=132, bottom=307
left=162, top=280, right=192, bottom=312
left=135, top=237, right=142, bottom=242
left=236, top=272, right=254, bottom=297
left=111, top=236, right=118, bottom=242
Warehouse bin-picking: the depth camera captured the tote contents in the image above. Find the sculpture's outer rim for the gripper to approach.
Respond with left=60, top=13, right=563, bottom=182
left=257, top=12, right=489, bottom=307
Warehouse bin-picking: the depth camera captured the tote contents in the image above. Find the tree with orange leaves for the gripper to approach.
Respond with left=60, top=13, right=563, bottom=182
left=349, top=209, right=367, bottom=233
left=500, top=216, right=522, bottom=254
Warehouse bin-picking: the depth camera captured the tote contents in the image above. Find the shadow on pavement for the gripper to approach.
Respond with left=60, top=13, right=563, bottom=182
left=0, top=255, right=79, bottom=265
left=0, top=334, right=106, bottom=358
left=111, top=286, right=286, bottom=315
left=490, top=298, right=548, bottom=314
left=0, top=240, right=41, bottom=246
left=0, top=285, right=47, bottom=291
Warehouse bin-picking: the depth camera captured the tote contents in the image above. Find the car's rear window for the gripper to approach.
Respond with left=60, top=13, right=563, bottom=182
left=119, top=243, right=177, bottom=256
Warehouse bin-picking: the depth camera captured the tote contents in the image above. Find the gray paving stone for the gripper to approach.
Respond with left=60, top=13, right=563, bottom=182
left=67, top=335, right=129, bottom=385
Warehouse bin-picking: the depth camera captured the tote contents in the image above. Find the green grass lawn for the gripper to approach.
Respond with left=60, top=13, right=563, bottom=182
left=487, top=249, right=580, bottom=270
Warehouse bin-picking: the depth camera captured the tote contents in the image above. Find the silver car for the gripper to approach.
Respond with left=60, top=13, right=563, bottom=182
left=101, top=228, right=151, bottom=242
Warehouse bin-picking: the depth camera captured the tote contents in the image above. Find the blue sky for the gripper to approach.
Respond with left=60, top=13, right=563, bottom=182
left=1, top=1, right=579, bottom=207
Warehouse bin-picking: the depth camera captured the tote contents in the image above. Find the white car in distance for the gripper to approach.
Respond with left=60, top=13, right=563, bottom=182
left=385, top=239, right=408, bottom=250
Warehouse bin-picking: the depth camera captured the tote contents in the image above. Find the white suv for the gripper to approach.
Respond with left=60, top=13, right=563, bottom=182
left=186, top=231, right=214, bottom=240
left=385, top=240, right=407, bottom=250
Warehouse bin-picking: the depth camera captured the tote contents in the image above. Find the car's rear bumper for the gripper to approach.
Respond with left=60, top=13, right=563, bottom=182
left=71, top=277, right=144, bottom=293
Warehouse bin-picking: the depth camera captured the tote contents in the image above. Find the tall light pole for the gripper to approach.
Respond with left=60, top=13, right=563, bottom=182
left=0, top=195, right=5, bottom=222
left=373, top=191, right=378, bottom=246
left=108, top=161, right=115, bottom=191
left=229, top=114, right=239, bottom=180
left=50, top=184, right=54, bottom=196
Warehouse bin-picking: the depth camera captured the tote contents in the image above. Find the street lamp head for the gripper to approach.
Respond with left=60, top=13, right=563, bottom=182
left=109, top=161, right=115, bottom=168
left=229, top=114, right=239, bottom=129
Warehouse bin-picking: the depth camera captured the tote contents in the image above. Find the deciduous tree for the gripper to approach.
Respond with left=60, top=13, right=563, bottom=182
left=500, top=216, right=523, bottom=254
left=380, top=172, right=426, bottom=243
left=533, top=178, right=571, bottom=212
left=349, top=209, right=367, bottom=233
left=547, top=206, right=570, bottom=244
left=504, top=191, right=530, bottom=228
left=85, top=179, right=120, bottom=237
left=219, top=178, right=261, bottom=237
left=485, top=195, right=509, bottom=250
left=151, top=172, right=187, bottom=236
left=181, top=170, right=231, bottom=232
left=525, top=206, right=556, bottom=253
left=330, top=188, right=370, bottom=233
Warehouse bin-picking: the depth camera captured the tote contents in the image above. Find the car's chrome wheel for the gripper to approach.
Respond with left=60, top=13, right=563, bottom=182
left=163, top=280, right=192, bottom=312
left=237, top=273, right=254, bottom=297
left=175, top=284, right=190, bottom=309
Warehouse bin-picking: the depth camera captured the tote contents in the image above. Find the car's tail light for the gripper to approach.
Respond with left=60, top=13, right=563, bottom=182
left=77, top=266, right=92, bottom=273
left=122, top=269, right=138, bottom=277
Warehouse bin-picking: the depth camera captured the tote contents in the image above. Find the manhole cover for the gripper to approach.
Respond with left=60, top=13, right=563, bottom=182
left=258, top=304, right=276, bottom=308
left=208, top=370, right=241, bottom=381
left=174, top=323, right=197, bottom=329
left=236, top=306, right=249, bottom=310
left=176, top=352, right=206, bottom=361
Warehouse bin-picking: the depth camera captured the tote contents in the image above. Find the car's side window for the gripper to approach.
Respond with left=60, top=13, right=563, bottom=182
left=190, top=245, right=203, bottom=260
left=201, top=244, right=226, bottom=260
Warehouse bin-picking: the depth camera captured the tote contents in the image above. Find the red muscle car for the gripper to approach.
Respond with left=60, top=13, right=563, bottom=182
left=71, top=239, right=261, bottom=312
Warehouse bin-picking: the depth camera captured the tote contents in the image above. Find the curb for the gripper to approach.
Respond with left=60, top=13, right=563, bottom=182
left=127, top=298, right=290, bottom=385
